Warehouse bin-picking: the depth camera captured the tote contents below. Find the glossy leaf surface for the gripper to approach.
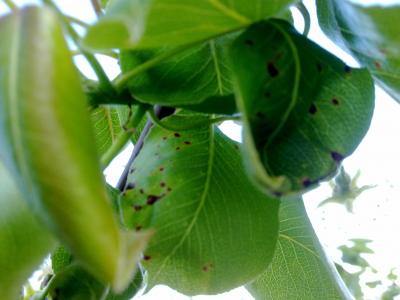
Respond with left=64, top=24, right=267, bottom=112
left=229, top=20, right=374, bottom=195
left=0, top=162, right=55, bottom=300
left=247, top=197, right=351, bottom=300
left=317, top=0, right=400, bottom=103
left=119, top=114, right=280, bottom=295
left=84, top=0, right=294, bottom=49
left=0, top=7, right=148, bottom=292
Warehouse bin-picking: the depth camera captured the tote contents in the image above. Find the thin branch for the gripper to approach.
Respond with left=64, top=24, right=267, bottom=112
left=3, top=0, right=17, bottom=11
left=116, top=106, right=164, bottom=191
left=90, top=0, right=103, bottom=17
left=295, top=2, right=311, bottom=36
left=65, top=15, right=90, bottom=28
left=42, top=0, right=113, bottom=92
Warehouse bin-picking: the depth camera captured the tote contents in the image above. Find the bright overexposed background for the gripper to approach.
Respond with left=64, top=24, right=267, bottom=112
left=1, top=0, right=399, bottom=299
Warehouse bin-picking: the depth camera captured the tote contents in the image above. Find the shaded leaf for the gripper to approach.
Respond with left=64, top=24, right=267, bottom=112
left=338, top=239, right=374, bottom=269
left=247, top=197, right=351, bottom=300
left=48, top=264, right=144, bottom=300
left=119, top=114, right=280, bottom=295
left=0, top=7, right=149, bottom=292
left=317, top=0, right=400, bottom=103
left=0, top=162, right=55, bottom=300
left=119, top=35, right=237, bottom=112
left=229, top=20, right=374, bottom=195
left=84, top=0, right=295, bottom=50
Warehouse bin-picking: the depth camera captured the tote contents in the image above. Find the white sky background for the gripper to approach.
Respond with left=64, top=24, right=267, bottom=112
left=1, top=0, right=399, bottom=299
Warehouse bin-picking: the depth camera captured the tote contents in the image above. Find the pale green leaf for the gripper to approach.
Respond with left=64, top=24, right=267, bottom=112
left=247, top=198, right=351, bottom=300
left=0, top=162, right=55, bottom=300
left=0, top=7, right=148, bottom=292
left=229, top=20, right=374, bottom=195
left=317, top=0, right=400, bottom=103
left=118, top=114, right=280, bottom=295
left=84, top=0, right=294, bottom=50
left=91, top=106, right=123, bottom=156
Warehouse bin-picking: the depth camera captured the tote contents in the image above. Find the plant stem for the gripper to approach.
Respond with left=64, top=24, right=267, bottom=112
left=65, top=15, right=89, bottom=28
left=101, top=105, right=147, bottom=169
left=43, top=0, right=114, bottom=92
left=296, top=2, right=311, bottom=36
left=116, top=106, right=163, bottom=191
left=3, top=0, right=17, bottom=11
left=90, top=0, right=103, bottom=17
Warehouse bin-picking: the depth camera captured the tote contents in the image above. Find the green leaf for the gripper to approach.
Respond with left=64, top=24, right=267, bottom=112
left=336, top=264, right=364, bottom=299
left=91, top=106, right=123, bottom=156
left=118, top=114, right=280, bottom=295
left=51, top=246, right=74, bottom=274
left=229, top=20, right=374, bottom=195
left=0, top=7, right=149, bottom=292
left=317, top=0, right=400, bottom=103
left=84, top=0, right=294, bottom=50
left=119, top=34, right=237, bottom=111
left=0, top=162, right=56, bottom=300
left=247, top=198, right=351, bottom=300
left=47, top=264, right=144, bottom=300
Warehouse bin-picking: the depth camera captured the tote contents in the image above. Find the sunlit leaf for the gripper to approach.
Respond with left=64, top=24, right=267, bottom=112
left=0, top=162, right=55, bottom=300
left=247, top=197, right=351, bottom=300
left=84, top=0, right=294, bottom=50
left=0, top=7, right=149, bottom=292
left=118, top=114, right=280, bottom=295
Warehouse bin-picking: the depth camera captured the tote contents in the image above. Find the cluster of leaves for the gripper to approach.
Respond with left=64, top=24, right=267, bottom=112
left=0, top=0, right=398, bottom=299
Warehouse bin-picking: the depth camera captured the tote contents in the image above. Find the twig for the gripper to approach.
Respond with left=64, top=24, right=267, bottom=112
left=116, top=106, right=164, bottom=191
left=90, top=0, right=103, bottom=17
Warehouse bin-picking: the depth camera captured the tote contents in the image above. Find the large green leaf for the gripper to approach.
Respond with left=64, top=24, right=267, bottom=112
left=119, top=34, right=237, bottom=111
left=247, top=198, right=351, bottom=300
left=0, top=7, right=149, bottom=292
left=317, top=0, right=400, bottom=103
left=83, top=0, right=294, bottom=50
left=91, top=106, right=123, bottom=156
left=229, top=20, right=374, bottom=195
left=0, top=162, right=56, bottom=300
left=118, top=114, right=280, bottom=295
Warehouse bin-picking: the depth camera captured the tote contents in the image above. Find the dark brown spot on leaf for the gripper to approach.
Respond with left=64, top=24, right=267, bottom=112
left=244, top=39, right=254, bottom=46
left=133, top=205, right=142, bottom=212
left=374, top=61, right=382, bottom=69
left=309, top=104, right=317, bottom=115
left=162, top=136, right=167, bottom=140
left=143, top=255, right=151, bottom=261
left=135, top=226, right=142, bottom=231
left=202, top=265, right=209, bottom=272
left=159, top=166, right=164, bottom=172
left=174, top=133, right=181, bottom=138
left=167, top=187, right=172, bottom=192
left=302, top=178, right=313, bottom=188
left=344, top=65, right=351, bottom=73
left=139, top=188, right=144, bottom=194
left=176, top=147, right=181, bottom=151
left=184, top=141, right=192, bottom=145
left=331, top=98, right=339, bottom=105
left=317, top=63, right=323, bottom=72
left=129, top=168, right=135, bottom=174
left=331, top=151, right=344, bottom=162
left=267, top=62, right=279, bottom=77
left=160, top=182, right=166, bottom=187
left=147, top=195, right=163, bottom=205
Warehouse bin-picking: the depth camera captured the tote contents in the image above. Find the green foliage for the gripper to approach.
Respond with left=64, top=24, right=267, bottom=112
left=317, top=0, right=400, bottom=103
left=247, top=198, right=351, bottom=300
left=0, top=0, right=396, bottom=299
left=0, top=163, right=55, bottom=300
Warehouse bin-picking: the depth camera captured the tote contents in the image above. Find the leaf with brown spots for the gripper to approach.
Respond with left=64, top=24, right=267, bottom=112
left=119, top=113, right=279, bottom=295
left=229, top=20, right=374, bottom=195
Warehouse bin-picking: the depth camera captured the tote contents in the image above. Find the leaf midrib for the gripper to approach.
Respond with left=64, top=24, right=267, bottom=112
left=152, top=123, right=216, bottom=281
